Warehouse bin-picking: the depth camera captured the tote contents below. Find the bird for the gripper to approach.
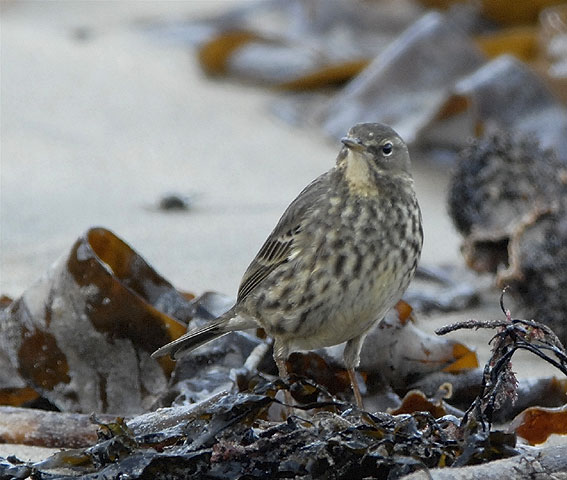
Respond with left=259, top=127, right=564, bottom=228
left=152, top=123, right=423, bottom=408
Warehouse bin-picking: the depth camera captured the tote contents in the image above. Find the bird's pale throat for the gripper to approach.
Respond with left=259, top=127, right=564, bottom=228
left=344, top=150, right=377, bottom=196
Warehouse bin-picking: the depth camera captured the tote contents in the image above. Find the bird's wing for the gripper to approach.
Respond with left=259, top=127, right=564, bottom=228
left=237, top=171, right=332, bottom=303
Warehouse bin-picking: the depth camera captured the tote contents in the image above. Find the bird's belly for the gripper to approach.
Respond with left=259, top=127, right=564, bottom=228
left=290, top=310, right=375, bottom=350
left=285, top=270, right=405, bottom=351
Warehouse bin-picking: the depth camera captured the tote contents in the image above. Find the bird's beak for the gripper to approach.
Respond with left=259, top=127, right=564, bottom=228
left=341, top=137, right=364, bottom=151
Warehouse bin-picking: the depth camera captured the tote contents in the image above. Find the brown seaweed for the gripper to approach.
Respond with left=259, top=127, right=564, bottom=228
left=0, top=228, right=191, bottom=414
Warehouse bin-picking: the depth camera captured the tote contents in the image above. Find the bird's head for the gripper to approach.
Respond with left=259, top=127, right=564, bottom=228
left=339, top=123, right=411, bottom=174
left=337, top=123, right=412, bottom=194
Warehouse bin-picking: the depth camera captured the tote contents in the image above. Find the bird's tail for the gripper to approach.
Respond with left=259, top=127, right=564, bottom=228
left=151, top=308, right=238, bottom=360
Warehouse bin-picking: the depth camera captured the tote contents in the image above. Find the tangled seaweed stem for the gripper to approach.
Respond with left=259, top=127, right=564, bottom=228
left=436, top=288, right=567, bottom=433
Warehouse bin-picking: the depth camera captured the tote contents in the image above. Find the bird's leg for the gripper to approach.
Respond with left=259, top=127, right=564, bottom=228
left=273, top=338, right=294, bottom=414
left=344, top=334, right=367, bottom=409
left=276, top=358, right=295, bottom=409
left=347, top=368, right=363, bottom=409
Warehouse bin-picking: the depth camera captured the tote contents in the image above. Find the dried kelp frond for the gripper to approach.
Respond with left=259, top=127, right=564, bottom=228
left=411, top=371, right=567, bottom=423
left=0, top=228, right=191, bottom=414
left=451, top=56, right=567, bottom=160
left=475, top=26, right=539, bottom=62
left=448, top=130, right=567, bottom=343
left=406, top=264, right=483, bottom=314
left=190, top=0, right=421, bottom=87
left=160, top=330, right=265, bottom=408
left=417, top=0, right=562, bottom=26
left=509, top=404, right=567, bottom=445
left=319, top=12, right=484, bottom=143
left=390, top=384, right=456, bottom=418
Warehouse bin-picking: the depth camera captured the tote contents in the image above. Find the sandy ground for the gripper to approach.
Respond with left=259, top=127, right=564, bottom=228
left=1, top=0, right=564, bottom=462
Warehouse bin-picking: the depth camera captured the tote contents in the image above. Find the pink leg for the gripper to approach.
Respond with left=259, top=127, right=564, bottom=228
left=347, top=368, right=364, bottom=409
left=274, top=340, right=293, bottom=415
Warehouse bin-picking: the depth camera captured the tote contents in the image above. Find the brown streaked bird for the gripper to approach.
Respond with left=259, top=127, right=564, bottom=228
left=152, top=123, right=423, bottom=408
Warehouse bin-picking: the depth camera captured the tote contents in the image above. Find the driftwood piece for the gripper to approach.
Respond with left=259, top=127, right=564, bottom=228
left=401, top=444, right=567, bottom=479
left=0, top=392, right=233, bottom=450
left=0, top=407, right=115, bottom=448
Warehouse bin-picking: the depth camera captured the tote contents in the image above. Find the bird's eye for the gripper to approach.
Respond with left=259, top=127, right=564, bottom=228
left=381, top=142, right=393, bottom=156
